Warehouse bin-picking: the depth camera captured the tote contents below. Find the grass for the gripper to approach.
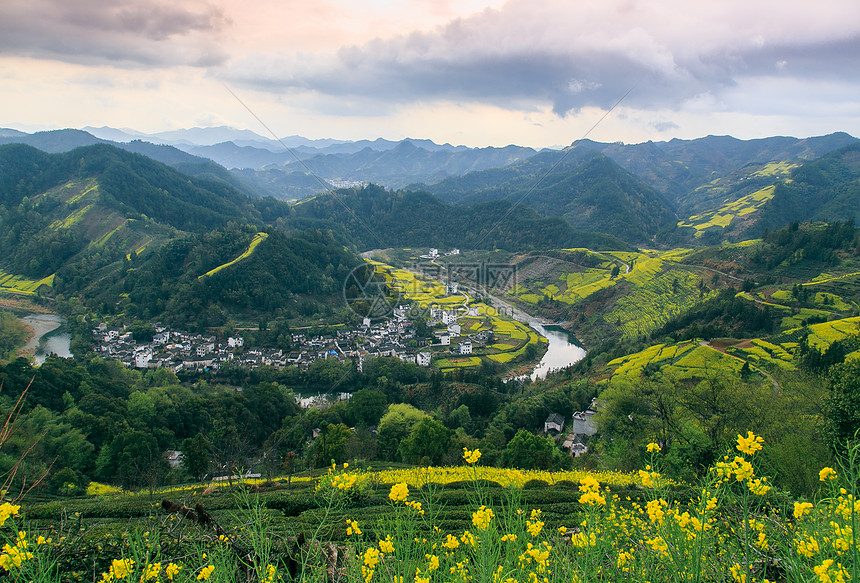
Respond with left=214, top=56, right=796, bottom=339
left=199, top=233, right=269, bottom=279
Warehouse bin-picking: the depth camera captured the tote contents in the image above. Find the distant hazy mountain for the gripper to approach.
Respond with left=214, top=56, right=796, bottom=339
left=0, top=128, right=28, bottom=138
left=273, top=140, right=536, bottom=189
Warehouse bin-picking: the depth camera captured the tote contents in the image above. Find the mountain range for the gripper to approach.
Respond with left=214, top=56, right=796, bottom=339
left=1, top=125, right=858, bottom=253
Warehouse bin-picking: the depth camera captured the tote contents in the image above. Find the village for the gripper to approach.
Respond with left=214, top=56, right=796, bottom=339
left=90, top=302, right=493, bottom=376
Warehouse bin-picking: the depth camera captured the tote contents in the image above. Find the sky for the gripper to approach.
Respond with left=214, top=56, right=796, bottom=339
left=1, top=0, right=859, bottom=148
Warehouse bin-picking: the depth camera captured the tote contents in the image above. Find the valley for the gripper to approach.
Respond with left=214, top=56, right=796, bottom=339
left=0, top=127, right=859, bottom=583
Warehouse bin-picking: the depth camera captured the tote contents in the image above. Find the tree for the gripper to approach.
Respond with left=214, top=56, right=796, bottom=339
left=502, top=429, right=567, bottom=470
left=345, top=389, right=387, bottom=428
left=377, top=404, right=428, bottom=461
left=824, top=360, right=860, bottom=448
left=399, top=418, right=453, bottom=465
left=181, top=433, right=211, bottom=481
left=96, top=430, right=167, bottom=492
left=311, top=423, right=353, bottom=467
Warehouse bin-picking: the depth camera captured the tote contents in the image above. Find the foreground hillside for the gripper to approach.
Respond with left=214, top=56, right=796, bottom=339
left=7, top=436, right=859, bottom=582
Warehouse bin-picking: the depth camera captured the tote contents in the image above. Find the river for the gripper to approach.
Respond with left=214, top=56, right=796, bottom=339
left=526, top=324, right=587, bottom=381
left=482, top=290, right=587, bottom=381
left=18, top=313, right=72, bottom=364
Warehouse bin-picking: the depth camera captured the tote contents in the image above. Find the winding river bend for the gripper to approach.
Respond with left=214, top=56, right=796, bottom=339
left=527, top=323, right=587, bottom=381
left=19, top=313, right=72, bottom=364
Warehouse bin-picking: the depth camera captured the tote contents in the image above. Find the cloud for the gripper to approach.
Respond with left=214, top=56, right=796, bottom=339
left=221, top=0, right=860, bottom=117
left=0, top=0, right=230, bottom=66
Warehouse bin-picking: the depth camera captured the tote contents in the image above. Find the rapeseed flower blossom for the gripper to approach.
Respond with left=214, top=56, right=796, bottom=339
left=379, top=536, right=395, bottom=554
left=472, top=506, right=495, bottom=530
left=196, top=565, right=215, bottom=581
left=0, top=503, right=20, bottom=528
left=646, top=442, right=661, bottom=453
left=736, top=431, right=764, bottom=456
left=794, top=502, right=814, bottom=519
left=819, top=467, right=838, bottom=482
left=165, top=563, right=181, bottom=581
left=143, top=563, right=161, bottom=581
left=463, top=448, right=481, bottom=464
left=389, top=483, right=409, bottom=503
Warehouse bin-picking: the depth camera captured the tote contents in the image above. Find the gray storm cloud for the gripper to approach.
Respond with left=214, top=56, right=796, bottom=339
left=223, top=0, right=860, bottom=116
left=0, top=0, right=230, bottom=66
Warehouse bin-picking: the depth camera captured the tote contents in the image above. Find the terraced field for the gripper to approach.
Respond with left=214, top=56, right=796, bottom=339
left=727, top=316, right=860, bottom=369
left=199, top=232, right=270, bottom=279
left=677, top=184, right=777, bottom=236
left=606, top=340, right=747, bottom=382
left=0, top=269, right=55, bottom=295
left=368, top=261, right=546, bottom=372
left=508, top=248, right=704, bottom=339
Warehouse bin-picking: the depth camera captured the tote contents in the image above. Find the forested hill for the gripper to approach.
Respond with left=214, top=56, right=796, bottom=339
left=0, top=129, right=257, bottom=197
left=568, top=132, right=859, bottom=202
left=0, top=143, right=361, bottom=328
left=753, top=142, right=860, bottom=232
left=287, top=183, right=633, bottom=252
left=414, top=150, right=676, bottom=245
left=0, top=143, right=260, bottom=233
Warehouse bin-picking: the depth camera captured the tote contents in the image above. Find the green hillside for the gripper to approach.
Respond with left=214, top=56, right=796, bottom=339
left=289, top=183, right=632, bottom=252
left=0, top=143, right=361, bottom=328
left=420, top=151, right=677, bottom=245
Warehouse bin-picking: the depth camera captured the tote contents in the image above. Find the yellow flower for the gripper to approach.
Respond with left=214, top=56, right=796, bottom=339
left=347, top=519, right=362, bottom=536
left=472, top=506, right=495, bottom=530
left=442, top=534, right=460, bottom=550
left=426, top=554, right=440, bottom=571
left=730, top=563, right=747, bottom=583
left=196, top=565, right=215, bottom=581
left=363, top=547, right=381, bottom=569
left=463, top=448, right=481, bottom=464
left=646, top=499, right=667, bottom=524
left=794, top=502, right=814, bottom=519
left=264, top=564, right=277, bottom=583
left=109, top=559, right=135, bottom=580
left=736, top=431, right=764, bottom=456
left=501, top=534, right=518, bottom=542
left=813, top=559, right=850, bottom=583
left=748, top=478, right=771, bottom=496
left=796, top=536, right=820, bottom=558
left=646, top=442, right=661, bottom=453
left=526, top=519, right=544, bottom=537
left=0, top=503, right=20, bottom=528
left=379, top=536, right=395, bottom=554
left=143, top=563, right=162, bottom=581
left=645, top=536, right=668, bottom=556
left=389, top=483, right=409, bottom=503
left=819, top=467, right=838, bottom=482
left=165, top=563, right=182, bottom=581
left=578, top=475, right=600, bottom=493
left=460, top=531, right=477, bottom=547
